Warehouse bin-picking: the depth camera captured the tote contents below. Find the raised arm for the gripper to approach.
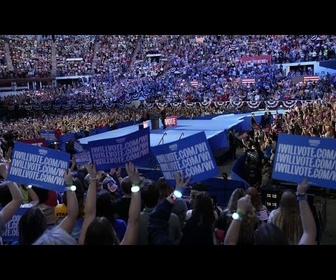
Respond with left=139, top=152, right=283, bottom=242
left=224, top=194, right=252, bottom=245
left=69, top=156, right=77, bottom=172
left=147, top=171, right=190, bottom=245
left=26, top=185, right=40, bottom=207
left=120, top=162, right=142, bottom=245
left=0, top=163, right=23, bottom=224
left=78, top=162, right=99, bottom=245
left=297, top=178, right=317, bottom=245
left=59, top=168, right=79, bottom=235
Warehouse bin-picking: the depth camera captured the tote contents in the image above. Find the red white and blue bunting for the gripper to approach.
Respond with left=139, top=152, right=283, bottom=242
left=4, top=100, right=332, bottom=111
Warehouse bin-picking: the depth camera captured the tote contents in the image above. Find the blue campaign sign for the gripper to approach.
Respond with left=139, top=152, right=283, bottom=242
left=151, top=132, right=218, bottom=186
left=58, top=133, right=76, bottom=144
left=272, top=133, right=336, bottom=190
left=73, top=150, right=92, bottom=166
left=74, top=141, right=84, bottom=153
left=7, top=142, right=70, bottom=192
left=88, top=127, right=151, bottom=170
left=1, top=207, right=29, bottom=244
left=40, top=130, right=56, bottom=143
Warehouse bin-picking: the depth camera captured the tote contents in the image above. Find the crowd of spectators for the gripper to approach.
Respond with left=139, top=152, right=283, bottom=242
left=0, top=34, right=335, bottom=246
left=1, top=35, right=336, bottom=105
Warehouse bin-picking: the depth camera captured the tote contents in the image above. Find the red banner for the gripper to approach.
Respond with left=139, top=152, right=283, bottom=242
left=237, top=55, right=271, bottom=64
left=165, top=116, right=177, bottom=127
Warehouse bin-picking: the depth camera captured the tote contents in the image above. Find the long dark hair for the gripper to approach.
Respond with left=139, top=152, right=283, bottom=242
left=84, top=216, right=120, bottom=245
left=18, top=207, right=47, bottom=245
left=254, top=223, right=289, bottom=245
left=192, top=191, right=216, bottom=227
left=96, top=189, right=117, bottom=224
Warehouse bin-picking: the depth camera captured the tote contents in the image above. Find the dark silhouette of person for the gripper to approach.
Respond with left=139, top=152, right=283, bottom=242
left=228, top=128, right=237, bottom=160
left=261, top=111, right=271, bottom=128
left=251, top=112, right=258, bottom=128
left=65, top=139, right=76, bottom=156
left=160, top=108, right=167, bottom=129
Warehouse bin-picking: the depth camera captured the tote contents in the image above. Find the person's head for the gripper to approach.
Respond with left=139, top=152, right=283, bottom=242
left=157, top=177, right=173, bottom=201
left=189, top=189, right=199, bottom=209
left=254, top=223, right=289, bottom=245
left=84, top=216, right=119, bottom=245
left=226, top=188, right=246, bottom=213
left=192, top=182, right=208, bottom=191
left=192, top=191, right=216, bottom=225
left=279, top=190, right=298, bottom=209
left=96, top=189, right=116, bottom=222
left=273, top=190, right=303, bottom=244
left=120, top=176, right=132, bottom=195
left=246, top=187, right=263, bottom=210
left=75, top=165, right=88, bottom=189
left=33, top=226, right=77, bottom=245
left=18, top=206, right=47, bottom=245
left=141, top=178, right=159, bottom=208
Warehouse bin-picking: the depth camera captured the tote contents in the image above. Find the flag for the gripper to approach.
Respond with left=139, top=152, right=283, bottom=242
left=303, top=75, right=319, bottom=82
left=190, top=80, right=199, bottom=87
left=241, top=78, right=255, bottom=84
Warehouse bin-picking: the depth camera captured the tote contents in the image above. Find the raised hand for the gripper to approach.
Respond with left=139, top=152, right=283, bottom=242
left=237, top=194, right=253, bottom=214
left=174, top=171, right=191, bottom=192
left=85, top=162, right=98, bottom=180
left=297, top=177, right=310, bottom=194
left=64, top=168, right=74, bottom=186
left=125, top=162, right=141, bottom=184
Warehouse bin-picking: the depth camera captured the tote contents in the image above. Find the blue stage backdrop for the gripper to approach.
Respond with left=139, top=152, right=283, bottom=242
left=272, top=133, right=336, bottom=190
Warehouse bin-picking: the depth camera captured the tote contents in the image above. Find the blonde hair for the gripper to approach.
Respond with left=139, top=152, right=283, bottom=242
left=271, top=190, right=303, bottom=245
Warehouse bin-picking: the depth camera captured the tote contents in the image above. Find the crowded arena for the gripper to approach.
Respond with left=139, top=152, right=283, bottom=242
left=0, top=35, right=335, bottom=246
